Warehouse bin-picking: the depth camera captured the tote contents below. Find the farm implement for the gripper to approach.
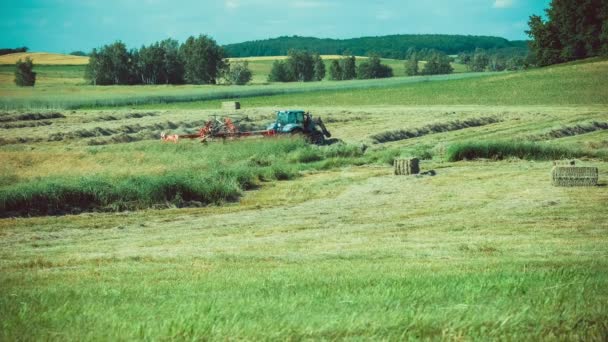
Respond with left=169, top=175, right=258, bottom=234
left=165, top=110, right=332, bottom=144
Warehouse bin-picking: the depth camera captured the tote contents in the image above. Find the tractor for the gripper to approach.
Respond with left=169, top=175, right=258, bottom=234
left=266, top=110, right=331, bottom=144
left=175, top=110, right=332, bottom=145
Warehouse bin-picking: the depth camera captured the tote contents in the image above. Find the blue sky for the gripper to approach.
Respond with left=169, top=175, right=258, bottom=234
left=0, top=0, right=550, bottom=53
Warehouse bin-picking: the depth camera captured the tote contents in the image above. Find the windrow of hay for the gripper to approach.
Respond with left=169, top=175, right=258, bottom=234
left=88, top=112, right=159, bottom=122
left=0, top=112, right=65, bottom=123
left=531, top=121, right=608, bottom=140
left=446, top=141, right=596, bottom=161
left=370, top=116, right=502, bottom=144
left=0, top=120, right=53, bottom=129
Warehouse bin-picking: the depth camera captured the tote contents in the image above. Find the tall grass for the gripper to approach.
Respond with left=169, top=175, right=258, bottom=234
left=0, top=139, right=369, bottom=217
left=445, top=141, right=594, bottom=162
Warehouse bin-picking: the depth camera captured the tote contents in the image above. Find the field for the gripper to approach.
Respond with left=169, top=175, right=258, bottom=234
left=1, top=57, right=607, bottom=339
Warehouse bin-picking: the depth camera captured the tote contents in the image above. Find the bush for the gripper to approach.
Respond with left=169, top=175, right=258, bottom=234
left=224, top=61, right=252, bottom=85
left=14, top=57, right=36, bottom=87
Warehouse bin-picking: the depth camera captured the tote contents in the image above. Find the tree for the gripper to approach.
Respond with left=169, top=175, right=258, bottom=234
left=404, top=53, right=418, bottom=76
left=357, top=55, right=393, bottom=79
left=180, top=35, right=227, bottom=84
left=422, top=52, right=453, bottom=75
left=487, top=55, right=506, bottom=72
left=527, top=0, right=608, bottom=66
left=224, top=61, right=252, bottom=85
left=506, top=56, right=525, bottom=71
left=136, top=43, right=165, bottom=84
left=159, top=39, right=184, bottom=84
left=339, top=55, right=356, bottom=80
left=268, top=60, right=290, bottom=82
left=312, top=53, right=325, bottom=81
left=85, top=41, right=133, bottom=85
left=14, top=57, right=36, bottom=87
left=329, top=59, right=342, bottom=80
left=286, top=49, right=314, bottom=82
left=470, top=48, right=489, bottom=72
left=70, top=51, right=87, bottom=56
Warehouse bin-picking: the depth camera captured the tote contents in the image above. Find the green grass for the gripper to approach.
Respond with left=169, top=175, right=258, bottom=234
left=445, top=140, right=600, bottom=162
left=1, top=58, right=608, bottom=339
left=0, top=138, right=372, bottom=216
left=1, top=160, right=607, bottom=340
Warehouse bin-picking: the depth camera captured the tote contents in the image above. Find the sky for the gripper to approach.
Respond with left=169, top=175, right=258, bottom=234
left=0, top=0, right=551, bottom=53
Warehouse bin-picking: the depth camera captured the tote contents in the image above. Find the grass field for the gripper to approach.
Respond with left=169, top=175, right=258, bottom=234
left=1, top=57, right=607, bottom=339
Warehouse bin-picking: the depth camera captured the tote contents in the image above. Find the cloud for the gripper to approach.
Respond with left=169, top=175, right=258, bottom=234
left=225, top=0, right=239, bottom=9
left=493, top=0, right=514, bottom=8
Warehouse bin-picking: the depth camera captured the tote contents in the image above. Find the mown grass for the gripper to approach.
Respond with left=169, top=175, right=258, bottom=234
left=1, top=160, right=607, bottom=340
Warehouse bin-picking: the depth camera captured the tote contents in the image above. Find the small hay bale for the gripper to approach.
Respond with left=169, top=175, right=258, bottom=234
left=222, top=101, right=240, bottom=110
left=552, top=166, right=598, bottom=186
left=394, top=158, right=420, bottom=175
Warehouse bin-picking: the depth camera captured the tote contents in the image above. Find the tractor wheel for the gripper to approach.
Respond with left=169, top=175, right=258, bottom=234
left=309, top=132, right=325, bottom=145
left=290, top=128, right=303, bottom=137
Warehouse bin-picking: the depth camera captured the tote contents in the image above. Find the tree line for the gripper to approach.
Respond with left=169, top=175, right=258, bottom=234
left=527, top=0, right=608, bottom=66
left=0, top=47, right=28, bottom=56
left=224, top=34, right=528, bottom=59
left=85, top=35, right=251, bottom=86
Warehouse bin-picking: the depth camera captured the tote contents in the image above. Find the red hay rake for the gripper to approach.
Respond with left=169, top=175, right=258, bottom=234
left=173, top=117, right=275, bottom=143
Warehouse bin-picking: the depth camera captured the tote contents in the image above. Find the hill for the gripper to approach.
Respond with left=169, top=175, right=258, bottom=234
left=0, top=52, right=89, bottom=65
left=224, top=34, right=529, bottom=59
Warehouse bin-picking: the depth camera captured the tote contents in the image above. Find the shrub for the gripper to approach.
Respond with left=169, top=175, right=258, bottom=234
left=14, top=57, right=36, bottom=87
left=224, top=61, right=252, bottom=85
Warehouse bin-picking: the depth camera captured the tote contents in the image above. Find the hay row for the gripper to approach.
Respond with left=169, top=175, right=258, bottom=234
left=0, top=112, right=65, bottom=123
left=371, top=116, right=502, bottom=144
left=533, top=121, right=608, bottom=140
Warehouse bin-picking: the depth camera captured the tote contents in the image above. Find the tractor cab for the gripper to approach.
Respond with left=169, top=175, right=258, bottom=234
left=267, top=110, right=331, bottom=144
left=269, top=110, right=307, bottom=133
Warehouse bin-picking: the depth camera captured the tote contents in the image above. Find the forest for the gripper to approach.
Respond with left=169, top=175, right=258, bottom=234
left=223, top=34, right=529, bottom=59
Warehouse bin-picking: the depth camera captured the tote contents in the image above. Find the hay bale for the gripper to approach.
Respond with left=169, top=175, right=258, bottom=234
left=552, top=166, right=598, bottom=186
left=222, top=102, right=240, bottom=110
left=394, top=158, right=420, bottom=175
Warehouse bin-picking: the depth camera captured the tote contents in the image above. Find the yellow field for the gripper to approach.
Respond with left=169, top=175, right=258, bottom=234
left=0, top=52, right=89, bottom=65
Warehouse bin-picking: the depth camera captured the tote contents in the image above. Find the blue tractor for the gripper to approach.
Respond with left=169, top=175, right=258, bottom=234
left=266, top=110, right=331, bottom=144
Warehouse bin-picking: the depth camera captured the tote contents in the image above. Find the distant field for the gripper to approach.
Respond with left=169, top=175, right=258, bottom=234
left=0, top=52, right=89, bottom=65
left=0, top=53, right=466, bottom=90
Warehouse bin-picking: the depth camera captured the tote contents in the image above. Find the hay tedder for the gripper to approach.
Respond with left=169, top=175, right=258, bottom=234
left=174, top=110, right=332, bottom=144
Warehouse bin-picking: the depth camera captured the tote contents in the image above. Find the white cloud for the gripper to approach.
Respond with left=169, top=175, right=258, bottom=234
left=225, top=0, right=239, bottom=9
left=493, top=0, right=514, bottom=8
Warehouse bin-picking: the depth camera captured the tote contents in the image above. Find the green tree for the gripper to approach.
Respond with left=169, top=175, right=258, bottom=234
left=224, top=61, right=252, bottom=85
left=312, top=53, right=326, bottom=81
left=329, top=59, right=342, bottom=80
left=339, top=55, right=356, bottom=80
left=506, top=56, right=525, bottom=71
left=14, top=57, right=36, bottom=87
left=404, top=53, right=419, bottom=76
left=159, top=38, right=184, bottom=84
left=470, top=48, right=489, bottom=72
left=286, top=49, right=314, bottom=82
left=527, top=0, right=608, bottom=66
left=357, top=55, right=393, bottom=79
left=85, top=42, right=133, bottom=85
left=180, top=35, right=227, bottom=84
left=268, top=60, right=290, bottom=82
left=422, top=52, right=453, bottom=75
